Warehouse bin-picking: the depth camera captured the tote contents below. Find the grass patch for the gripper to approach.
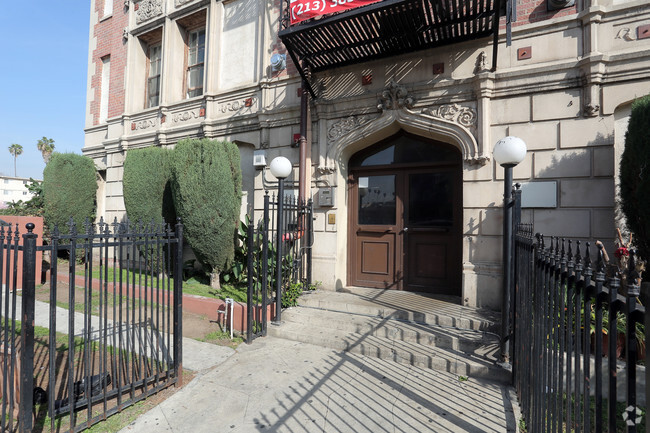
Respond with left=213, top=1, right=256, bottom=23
left=58, top=258, right=249, bottom=302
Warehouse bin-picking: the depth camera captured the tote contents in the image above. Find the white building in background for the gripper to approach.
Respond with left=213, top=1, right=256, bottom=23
left=0, top=176, right=37, bottom=209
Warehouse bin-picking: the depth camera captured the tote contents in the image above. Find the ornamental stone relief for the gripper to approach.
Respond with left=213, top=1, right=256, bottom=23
left=135, top=0, right=163, bottom=24
left=175, top=0, right=195, bottom=7
left=131, top=119, right=157, bottom=130
left=327, top=116, right=369, bottom=145
left=218, top=98, right=257, bottom=113
left=172, top=110, right=200, bottom=123
left=422, top=104, right=477, bottom=128
left=377, top=80, right=415, bottom=111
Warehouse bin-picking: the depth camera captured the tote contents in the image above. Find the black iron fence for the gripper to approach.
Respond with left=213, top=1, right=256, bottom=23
left=246, top=192, right=313, bottom=342
left=1, top=218, right=183, bottom=432
left=513, top=223, right=646, bottom=432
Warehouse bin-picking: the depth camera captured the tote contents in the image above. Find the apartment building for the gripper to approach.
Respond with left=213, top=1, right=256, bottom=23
left=83, top=0, right=650, bottom=308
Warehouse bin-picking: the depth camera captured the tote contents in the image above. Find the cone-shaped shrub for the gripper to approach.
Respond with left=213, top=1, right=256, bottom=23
left=123, top=146, right=175, bottom=226
left=171, top=138, right=241, bottom=285
left=620, top=94, right=650, bottom=260
left=43, top=153, right=97, bottom=233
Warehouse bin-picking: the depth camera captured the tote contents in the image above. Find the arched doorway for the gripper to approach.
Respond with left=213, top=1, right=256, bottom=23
left=347, top=131, right=462, bottom=295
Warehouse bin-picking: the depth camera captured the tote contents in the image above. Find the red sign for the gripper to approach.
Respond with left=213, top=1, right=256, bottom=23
left=289, top=0, right=383, bottom=25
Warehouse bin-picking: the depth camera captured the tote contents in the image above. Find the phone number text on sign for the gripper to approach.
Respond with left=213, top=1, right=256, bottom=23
left=289, top=0, right=383, bottom=25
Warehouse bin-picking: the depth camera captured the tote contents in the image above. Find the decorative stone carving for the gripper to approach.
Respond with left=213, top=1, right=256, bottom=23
left=132, top=119, right=157, bottom=130
left=124, top=0, right=130, bottom=9
left=135, top=0, right=163, bottom=24
left=584, top=104, right=600, bottom=117
left=122, top=27, right=129, bottom=40
left=377, top=80, right=414, bottom=111
left=219, top=98, right=257, bottom=113
left=316, top=166, right=337, bottom=175
left=172, top=110, right=200, bottom=123
left=615, top=28, right=635, bottom=41
left=327, top=116, right=368, bottom=144
left=422, top=104, right=477, bottom=128
left=467, top=156, right=490, bottom=166
left=474, top=51, right=488, bottom=74
left=175, top=0, right=195, bottom=6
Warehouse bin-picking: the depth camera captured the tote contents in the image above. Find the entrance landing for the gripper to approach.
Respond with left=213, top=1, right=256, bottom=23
left=300, top=287, right=500, bottom=332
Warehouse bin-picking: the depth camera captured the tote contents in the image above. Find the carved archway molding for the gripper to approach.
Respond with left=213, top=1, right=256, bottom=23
left=323, top=107, right=485, bottom=172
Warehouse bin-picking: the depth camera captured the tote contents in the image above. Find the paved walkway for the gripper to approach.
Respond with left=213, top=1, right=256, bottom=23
left=119, top=337, right=519, bottom=433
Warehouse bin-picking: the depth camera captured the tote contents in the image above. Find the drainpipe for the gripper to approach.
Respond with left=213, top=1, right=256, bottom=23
left=298, top=79, right=310, bottom=204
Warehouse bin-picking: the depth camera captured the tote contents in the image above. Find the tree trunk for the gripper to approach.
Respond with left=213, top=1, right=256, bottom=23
left=210, top=271, right=221, bottom=291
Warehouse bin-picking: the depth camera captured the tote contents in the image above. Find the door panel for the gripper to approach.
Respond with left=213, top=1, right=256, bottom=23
left=350, top=174, right=399, bottom=289
left=404, top=170, right=460, bottom=293
left=354, top=232, right=396, bottom=287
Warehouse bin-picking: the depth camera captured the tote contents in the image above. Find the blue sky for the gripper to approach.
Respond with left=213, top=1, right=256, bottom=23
left=0, top=2, right=90, bottom=180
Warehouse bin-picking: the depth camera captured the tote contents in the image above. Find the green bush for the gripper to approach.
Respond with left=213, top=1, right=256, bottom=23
left=620, top=94, right=650, bottom=261
left=43, top=153, right=97, bottom=234
left=171, top=138, right=242, bottom=287
left=123, top=146, right=175, bottom=226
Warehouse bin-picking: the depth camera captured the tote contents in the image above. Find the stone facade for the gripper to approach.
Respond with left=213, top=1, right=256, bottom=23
left=84, top=0, right=650, bottom=309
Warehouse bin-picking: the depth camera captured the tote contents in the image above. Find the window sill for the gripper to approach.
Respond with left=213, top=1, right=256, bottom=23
left=100, top=13, right=113, bottom=22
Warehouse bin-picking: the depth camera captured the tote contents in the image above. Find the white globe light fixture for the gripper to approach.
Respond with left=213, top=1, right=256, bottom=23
left=493, top=136, right=527, bottom=167
left=269, top=156, right=292, bottom=179
left=493, top=136, right=527, bottom=368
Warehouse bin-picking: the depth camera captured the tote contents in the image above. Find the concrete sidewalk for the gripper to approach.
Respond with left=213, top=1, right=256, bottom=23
left=119, top=337, right=518, bottom=433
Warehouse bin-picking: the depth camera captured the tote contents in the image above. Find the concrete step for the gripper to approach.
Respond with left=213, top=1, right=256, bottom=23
left=278, top=307, right=497, bottom=353
left=297, top=289, right=500, bottom=332
left=268, top=306, right=509, bottom=383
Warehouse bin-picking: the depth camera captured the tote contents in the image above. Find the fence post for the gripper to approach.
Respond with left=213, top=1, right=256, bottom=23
left=642, top=280, right=650, bottom=433
left=173, top=218, right=183, bottom=387
left=246, top=222, right=254, bottom=343
left=306, top=199, right=313, bottom=288
left=19, top=223, right=37, bottom=433
left=510, top=184, right=521, bottom=367
left=262, top=193, right=269, bottom=336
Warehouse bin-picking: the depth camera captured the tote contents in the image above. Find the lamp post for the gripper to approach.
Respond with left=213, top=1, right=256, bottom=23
left=269, top=156, right=292, bottom=323
left=493, top=136, right=527, bottom=366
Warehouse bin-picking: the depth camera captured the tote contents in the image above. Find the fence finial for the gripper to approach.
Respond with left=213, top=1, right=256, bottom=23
left=575, top=240, right=583, bottom=272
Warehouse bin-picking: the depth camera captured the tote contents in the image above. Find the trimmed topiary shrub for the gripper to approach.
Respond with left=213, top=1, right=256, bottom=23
left=171, top=138, right=242, bottom=288
left=123, top=146, right=175, bottom=226
left=43, top=153, right=97, bottom=233
left=620, top=94, right=650, bottom=261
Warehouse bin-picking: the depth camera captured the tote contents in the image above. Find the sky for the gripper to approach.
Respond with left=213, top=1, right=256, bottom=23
left=0, top=2, right=91, bottom=180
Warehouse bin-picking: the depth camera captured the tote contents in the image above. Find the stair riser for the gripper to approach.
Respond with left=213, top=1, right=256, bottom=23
left=298, top=298, right=494, bottom=331
left=281, top=312, right=494, bottom=353
left=268, top=327, right=510, bottom=384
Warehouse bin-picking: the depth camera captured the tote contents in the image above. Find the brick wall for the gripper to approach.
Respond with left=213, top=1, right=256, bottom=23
left=90, top=0, right=129, bottom=126
left=503, top=0, right=577, bottom=29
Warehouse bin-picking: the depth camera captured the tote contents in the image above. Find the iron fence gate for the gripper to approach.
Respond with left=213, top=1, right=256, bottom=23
left=513, top=223, right=646, bottom=433
left=246, top=193, right=313, bottom=342
left=1, top=218, right=183, bottom=432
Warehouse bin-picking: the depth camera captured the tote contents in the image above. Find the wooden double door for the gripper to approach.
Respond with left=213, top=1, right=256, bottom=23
left=347, top=133, right=462, bottom=295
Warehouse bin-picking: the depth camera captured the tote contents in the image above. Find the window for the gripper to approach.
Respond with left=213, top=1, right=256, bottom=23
left=186, top=28, right=205, bottom=98
left=147, top=44, right=161, bottom=107
left=99, top=56, right=110, bottom=122
left=103, top=0, right=113, bottom=18
left=3, top=179, right=8, bottom=184
left=23, top=191, right=28, bottom=195
left=3, top=191, right=8, bottom=195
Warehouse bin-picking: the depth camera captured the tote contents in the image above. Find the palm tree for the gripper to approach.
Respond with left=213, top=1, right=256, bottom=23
left=36, top=136, right=55, bottom=164
left=8, top=143, right=23, bottom=177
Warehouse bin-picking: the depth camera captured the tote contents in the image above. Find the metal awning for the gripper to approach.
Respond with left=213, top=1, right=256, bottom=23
left=279, top=0, right=504, bottom=98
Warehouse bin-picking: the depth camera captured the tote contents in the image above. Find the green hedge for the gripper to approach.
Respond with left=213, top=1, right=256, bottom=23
left=123, top=146, right=175, bottom=226
left=620, top=94, right=650, bottom=260
left=43, top=153, right=97, bottom=233
left=171, top=138, right=242, bottom=274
